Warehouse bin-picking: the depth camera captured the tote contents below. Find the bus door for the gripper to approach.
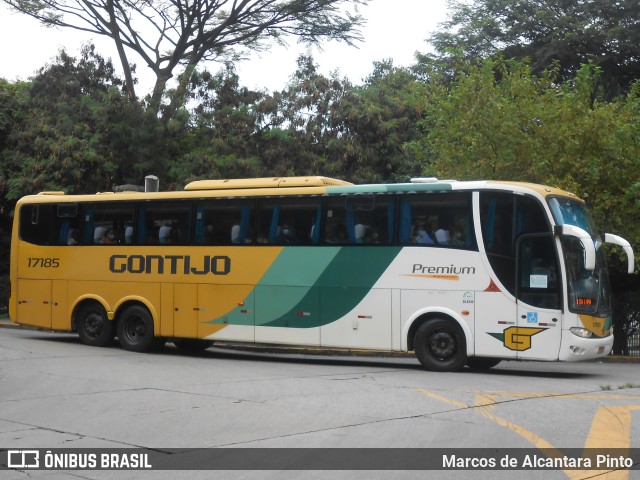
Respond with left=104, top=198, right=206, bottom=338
left=515, top=234, right=563, bottom=360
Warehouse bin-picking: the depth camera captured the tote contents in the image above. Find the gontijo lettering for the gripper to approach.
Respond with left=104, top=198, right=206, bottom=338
left=109, top=255, right=230, bottom=275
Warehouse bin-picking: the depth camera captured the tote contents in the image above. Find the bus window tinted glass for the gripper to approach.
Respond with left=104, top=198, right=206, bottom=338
left=85, top=203, right=135, bottom=245
left=138, top=203, right=191, bottom=245
left=325, top=195, right=395, bottom=244
left=195, top=200, right=254, bottom=245
left=19, top=204, right=54, bottom=245
left=398, top=192, right=476, bottom=250
left=257, top=197, right=322, bottom=245
left=54, top=203, right=82, bottom=245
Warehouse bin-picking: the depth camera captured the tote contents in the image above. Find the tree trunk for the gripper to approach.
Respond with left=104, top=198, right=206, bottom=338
left=148, top=74, right=171, bottom=118
left=162, top=62, right=198, bottom=122
left=106, top=0, right=136, bottom=100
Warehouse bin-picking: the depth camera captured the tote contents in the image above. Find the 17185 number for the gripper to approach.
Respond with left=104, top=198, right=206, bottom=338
left=27, top=258, right=60, bottom=268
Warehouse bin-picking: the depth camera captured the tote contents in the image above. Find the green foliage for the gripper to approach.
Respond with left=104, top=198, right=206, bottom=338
left=428, top=0, right=640, bottom=98
left=409, top=58, right=640, bottom=265
left=0, top=45, right=152, bottom=200
left=255, top=56, right=425, bottom=182
left=165, top=65, right=264, bottom=185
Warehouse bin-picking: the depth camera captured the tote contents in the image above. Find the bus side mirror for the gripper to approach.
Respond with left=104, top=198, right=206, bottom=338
left=604, top=233, right=635, bottom=274
left=554, top=225, right=596, bottom=271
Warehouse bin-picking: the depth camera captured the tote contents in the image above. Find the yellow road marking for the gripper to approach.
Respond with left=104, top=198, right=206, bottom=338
left=418, top=388, right=640, bottom=479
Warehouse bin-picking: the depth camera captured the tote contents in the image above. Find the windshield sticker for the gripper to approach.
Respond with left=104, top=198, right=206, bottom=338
left=530, top=275, right=548, bottom=288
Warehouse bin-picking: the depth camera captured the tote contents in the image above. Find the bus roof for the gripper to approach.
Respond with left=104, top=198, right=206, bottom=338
left=21, top=177, right=582, bottom=202
left=184, top=176, right=352, bottom=191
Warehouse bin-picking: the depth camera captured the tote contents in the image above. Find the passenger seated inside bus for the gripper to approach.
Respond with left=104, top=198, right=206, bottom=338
left=275, top=223, right=296, bottom=244
left=101, top=228, right=116, bottom=244
left=354, top=224, right=368, bottom=243
left=94, top=226, right=106, bottom=244
left=158, top=223, right=172, bottom=244
left=435, top=222, right=451, bottom=245
left=231, top=224, right=252, bottom=244
left=450, top=225, right=466, bottom=247
left=415, top=223, right=435, bottom=244
left=67, top=229, right=80, bottom=245
left=124, top=225, right=134, bottom=244
left=205, top=224, right=227, bottom=244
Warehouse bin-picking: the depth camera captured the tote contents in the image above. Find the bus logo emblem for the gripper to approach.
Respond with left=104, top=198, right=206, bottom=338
left=488, top=327, right=546, bottom=351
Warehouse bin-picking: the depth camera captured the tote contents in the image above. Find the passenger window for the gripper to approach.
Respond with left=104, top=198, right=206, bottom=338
left=257, top=197, right=322, bottom=245
left=84, top=203, right=135, bottom=245
left=19, top=204, right=54, bottom=245
left=325, top=195, right=395, bottom=245
left=138, top=202, right=191, bottom=245
left=398, top=192, right=476, bottom=250
left=53, top=203, right=82, bottom=245
left=195, top=200, right=254, bottom=245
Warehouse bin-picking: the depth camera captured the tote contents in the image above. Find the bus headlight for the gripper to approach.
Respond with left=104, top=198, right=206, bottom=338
left=570, top=327, right=593, bottom=338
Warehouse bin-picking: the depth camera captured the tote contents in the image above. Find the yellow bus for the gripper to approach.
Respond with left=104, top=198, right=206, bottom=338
left=9, top=176, right=635, bottom=371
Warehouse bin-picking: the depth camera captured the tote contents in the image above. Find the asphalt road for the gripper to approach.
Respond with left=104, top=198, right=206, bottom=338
left=1, top=324, right=639, bottom=480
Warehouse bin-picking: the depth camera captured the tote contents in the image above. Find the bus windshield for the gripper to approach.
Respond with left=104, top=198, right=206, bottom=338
left=548, top=197, right=612, bottom=316
left=548, top=197, right=600, bottom=238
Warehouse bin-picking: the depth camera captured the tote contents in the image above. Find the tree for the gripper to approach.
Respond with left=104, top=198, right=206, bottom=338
left=408, top=58, right=640, bottom=261
left=166, top=64, right=264, bottom=185
left=337, top=60, right=426, bottom=181
left=0, top=78, right=27, bottom=311
left=0, top=45, right=150, bottom=201
left=255, top=56, right=425, bottom=182
left=3, top=0, right=368, bottom=119
left=427, top=0, right=640, bottom=98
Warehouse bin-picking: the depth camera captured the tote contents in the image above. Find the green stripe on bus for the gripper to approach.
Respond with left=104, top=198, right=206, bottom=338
left=257, top=247, right=401, bottom=328
left=203, top=247, right=401, bottom=329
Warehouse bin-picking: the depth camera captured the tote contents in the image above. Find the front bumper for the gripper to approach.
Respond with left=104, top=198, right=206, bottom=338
left=558, top=329, right=614, bottom=361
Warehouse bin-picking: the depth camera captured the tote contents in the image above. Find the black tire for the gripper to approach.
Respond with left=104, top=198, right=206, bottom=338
left=173, top=338, right=213, bottom=353
left=414, top=319, right=467, bottom=372
left=117, top=305, right=156, bottom=352
left=77, top=303, right=115, bottom=347
left=466, top=357, right=501, bottom=371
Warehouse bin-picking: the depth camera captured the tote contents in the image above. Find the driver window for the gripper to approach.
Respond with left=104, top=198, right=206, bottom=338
left=517, top=234, right=561, bottom=309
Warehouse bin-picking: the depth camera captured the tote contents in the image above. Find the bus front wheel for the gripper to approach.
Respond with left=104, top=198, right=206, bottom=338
left=117, top=305, right=156, bottom=353
left=77, top=303, right=115, bottom=347
left=414, top=319, right=467, bottom=372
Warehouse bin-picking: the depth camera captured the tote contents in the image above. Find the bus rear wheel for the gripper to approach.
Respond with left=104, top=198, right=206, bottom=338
left=117, top=305, right=156, bottom=352
left=414, top=319, right=467, bottom=372
left=77, top=303, right=115, bottom=347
